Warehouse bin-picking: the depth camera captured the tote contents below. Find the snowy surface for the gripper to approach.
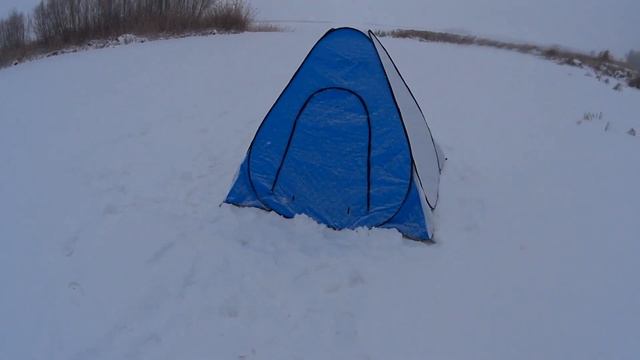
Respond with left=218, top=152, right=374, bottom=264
left=1, top=28, right=640, bottom=359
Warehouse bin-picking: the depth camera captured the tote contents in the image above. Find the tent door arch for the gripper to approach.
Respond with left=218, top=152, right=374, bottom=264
left=268, top=87, right=371, bottom=229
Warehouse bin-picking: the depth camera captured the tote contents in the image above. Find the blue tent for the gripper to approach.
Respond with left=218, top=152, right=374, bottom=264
left=225, top=28, right=444, bottom=241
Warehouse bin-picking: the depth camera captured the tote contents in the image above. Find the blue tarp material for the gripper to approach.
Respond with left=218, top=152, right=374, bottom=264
left=225, top=27, right=440, bottom=241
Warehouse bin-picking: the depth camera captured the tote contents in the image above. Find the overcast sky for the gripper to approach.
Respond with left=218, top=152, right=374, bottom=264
left=0, top=0, right=34, bottom=16
left=2, top=0, right=639, bottom=55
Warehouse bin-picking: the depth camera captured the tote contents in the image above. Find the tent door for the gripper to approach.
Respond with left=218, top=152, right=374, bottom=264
left=270, top=88, right=370, bottom=229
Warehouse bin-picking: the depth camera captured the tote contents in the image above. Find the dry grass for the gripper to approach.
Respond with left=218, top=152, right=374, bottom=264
left=379, top=29, right=640, bottom=90
left=248, top=22, right=282, bottom=33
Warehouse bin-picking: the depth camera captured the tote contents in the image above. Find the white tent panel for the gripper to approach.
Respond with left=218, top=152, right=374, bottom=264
left=435, top=141, right=446, bottom=172
left=413, top=170, right=435, bottom=240
left=370, top=31, right=441, bottom=208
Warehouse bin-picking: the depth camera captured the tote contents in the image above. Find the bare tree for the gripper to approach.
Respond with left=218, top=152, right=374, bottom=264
left=0, top=10, right=27, bottom=49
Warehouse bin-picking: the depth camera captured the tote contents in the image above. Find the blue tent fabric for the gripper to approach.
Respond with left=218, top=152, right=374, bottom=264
left=225, top=27, right=439, bottom=241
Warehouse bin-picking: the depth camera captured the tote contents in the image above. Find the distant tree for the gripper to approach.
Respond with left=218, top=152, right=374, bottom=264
left=0, top=10, right=27, bottom=50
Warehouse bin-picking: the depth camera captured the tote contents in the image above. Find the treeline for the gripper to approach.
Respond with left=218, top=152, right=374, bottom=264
left=385, top=29, right=640, bottom=90
left=0, top=11, right=26, bottom=50
left=0, top=0, right=252, bottom=66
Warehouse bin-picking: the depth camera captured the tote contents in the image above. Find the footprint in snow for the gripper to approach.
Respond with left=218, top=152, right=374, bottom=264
left=219, top=298, right=240, bottom=318
left=68, top=281, right=84, bottom=295
left=62, top=233, right=80, bottom=257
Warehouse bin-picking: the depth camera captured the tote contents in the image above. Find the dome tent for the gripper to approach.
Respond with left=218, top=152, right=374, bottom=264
left=225, top=27, right=444, bottom=241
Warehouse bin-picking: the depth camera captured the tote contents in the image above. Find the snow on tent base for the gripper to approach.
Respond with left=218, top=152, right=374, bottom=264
left=225, top=27, right=444, bottom=241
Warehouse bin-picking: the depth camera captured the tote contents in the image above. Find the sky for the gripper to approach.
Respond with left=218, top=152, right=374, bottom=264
left=2, top=0, right=639, bottom=55
left=0, top=0, right=33, bottom=15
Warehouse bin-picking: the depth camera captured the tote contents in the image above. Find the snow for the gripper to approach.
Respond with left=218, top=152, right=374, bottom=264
left=1, top=27, right=640, bottom=359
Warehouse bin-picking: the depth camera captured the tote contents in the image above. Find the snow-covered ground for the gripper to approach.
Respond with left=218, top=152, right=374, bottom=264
left=1, top=27, right=640, bottom=359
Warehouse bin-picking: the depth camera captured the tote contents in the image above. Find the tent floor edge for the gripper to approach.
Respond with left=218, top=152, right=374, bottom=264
left=380, top=180, right=433, bottom=241
left=224, top=157, right=269, bottom=210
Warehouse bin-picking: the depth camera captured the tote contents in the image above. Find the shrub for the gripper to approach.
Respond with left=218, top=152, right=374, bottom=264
left=30, top=0, right=253, bottom=46
left=626, top=50, right=640, bottom=71
left=597, top=50, right=612, bottom=62
left=208, top=0, right=253, bottom=31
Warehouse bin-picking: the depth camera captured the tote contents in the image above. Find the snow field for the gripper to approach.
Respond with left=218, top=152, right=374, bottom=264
left=1, top=29, right=639, bottom=359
